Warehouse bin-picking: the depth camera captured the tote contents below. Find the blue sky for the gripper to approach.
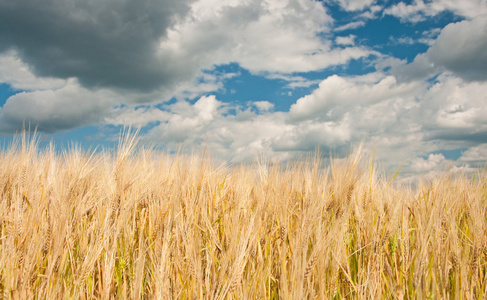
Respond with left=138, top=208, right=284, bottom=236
left=1, top=0, right=486, bottom=181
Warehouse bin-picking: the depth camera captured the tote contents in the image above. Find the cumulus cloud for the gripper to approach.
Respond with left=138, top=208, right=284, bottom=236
left=390, top=16, right=487, bottom=83
left=356, top=72, right=487, bottom=176
left=384, top=1, right=431, bottom=23
left=126, top=76, right=414, bottom=167
left=146, top=95, right=222, bottom=143
left=0, top=79, right=113, bottom=133
left=364, top=73, right=487, bottom=167
left=283, top=71, right=486, bottom=175
left=409, top=153, right=448, bottom=173
left=132, top=74, right=414, bottom=162
left=270, top=118, right=352, bottom=152
left=425, top=17, right=487, bottom=82
left=390, top=53, right=437, bottom=82
left=415, top=75, right=487, bottom=143
left=144, top=96, right=291, bottom=162
left=288, top=74, right=421, bottom=122
left=459, top=144, right=487, bottom=164
left=158, top=0, right=373, bottom=74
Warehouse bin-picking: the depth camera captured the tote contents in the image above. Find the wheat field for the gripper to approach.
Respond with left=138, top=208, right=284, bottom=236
left=0, top=131, right=486, bottom=299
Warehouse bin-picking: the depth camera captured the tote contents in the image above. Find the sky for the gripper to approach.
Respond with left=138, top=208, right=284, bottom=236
left=0, top=0, right=486, bottom=181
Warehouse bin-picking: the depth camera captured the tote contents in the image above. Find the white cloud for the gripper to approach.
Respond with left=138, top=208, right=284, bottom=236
left=334, top=21, right=366, bottom=31
left=145, top=96, right=291, bottom=162
left=419, top=28, right=442, bottom=46
left=139, top=93, right=354, bottom=163
left=288, top=74, right=421, bottom=122
left=429, top=0, right=487, bottom=19
left=390, top=53, right=437, bottom=82
left=384, top=0, right=430, bottom=22
left=132, top=74, right=416, bottom=163
left=459, top=144, right=487, bottom=163
left=335, top=35, right=356, bottom=46
left=361, top=73, right=487, bottom=174
left=396, top=151, right=481, bottom=185
left=375, top=57, right=407, bottom=72
left=409, top=153, right=448, bottom=173
left=332, top=4, right=382, bottom=32
left=145, top=95, right=223, bottom=144
left=389, top=33, right=441, bottom=47
left=253, top=101, right=274, bottom=112
left=396, top=152, right=472, bottom=185
left=194, top=95, right=221, bottom=121
left=359, top=4, right=383, bottom=19
left=390, top=36, right=415, bottom=45
left=387, top=16, right=487, bottom=84
left=158, top=0, right=373, bottom=75
left=0, top=79, right=114, bottom=133
left=134, top=75, right=410, bottom=164
left=425, top=17, right=487, bottom=81
left=280, top=72, right=486, bottom=178
left=270, top=117, right=352, bottom=152
left=333, top=0, right=376, bottom=11
left=384, top=0, right=487, bottom=22
left=413, top=74, right=487, bottom=140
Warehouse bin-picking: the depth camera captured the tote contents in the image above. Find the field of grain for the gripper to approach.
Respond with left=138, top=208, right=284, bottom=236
left=1, top=131, right=486, bottom=299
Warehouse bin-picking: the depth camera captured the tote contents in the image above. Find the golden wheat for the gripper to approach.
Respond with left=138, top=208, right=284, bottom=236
left=0, top=131, right=486, bottom=299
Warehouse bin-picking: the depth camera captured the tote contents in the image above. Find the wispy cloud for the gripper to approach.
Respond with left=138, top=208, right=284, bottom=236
left=384, top=0, right=487, bottom=22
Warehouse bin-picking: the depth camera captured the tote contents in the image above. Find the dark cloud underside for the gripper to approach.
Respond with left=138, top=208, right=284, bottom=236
left=0, top=0, right=195, bottom=91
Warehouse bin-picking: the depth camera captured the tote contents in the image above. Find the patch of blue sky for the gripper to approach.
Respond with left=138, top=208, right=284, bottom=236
left=210, top=63, right=308, bottom=112
left=154, top=97, right=177, bottom=110
left=329, top=6, right=463, bottom=62
left=40, top=125, right=115, bottom=152
left=286, top=57, right=376, bottom=88
left=354, top=16, right=424, bottom=60
left=334, top=56, right=377, bottom=76
left=0, top=83, right=19, bottom=106
left=422, top=148, right=467, bottom=161
left=320, top=1, right=357, bottom=25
